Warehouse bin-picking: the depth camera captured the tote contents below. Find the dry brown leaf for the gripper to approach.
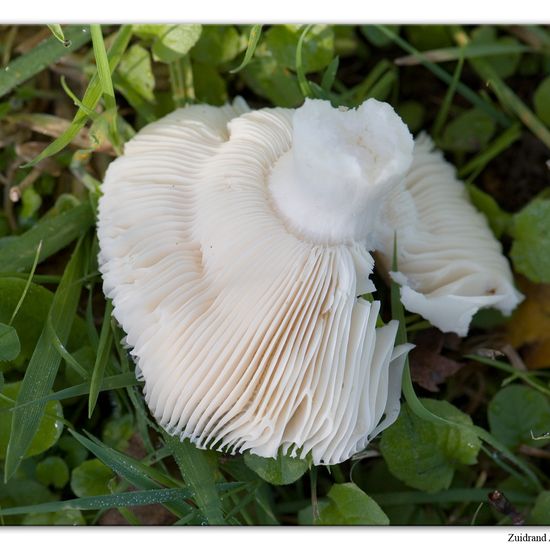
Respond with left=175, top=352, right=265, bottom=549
left=7, top=113, right=115, bottom=154
left=410, top=328, right=464, bottom=392
left=15, top=141, right=62, bottom=175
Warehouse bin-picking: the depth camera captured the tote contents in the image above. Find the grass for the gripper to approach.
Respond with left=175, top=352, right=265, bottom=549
left=0, top=23, right=549, bottom=526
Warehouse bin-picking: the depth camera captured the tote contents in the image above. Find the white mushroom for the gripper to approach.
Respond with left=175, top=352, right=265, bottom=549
left=97, top=97, right=521, bottom=465
left=374, top=134, right=523, bottom=336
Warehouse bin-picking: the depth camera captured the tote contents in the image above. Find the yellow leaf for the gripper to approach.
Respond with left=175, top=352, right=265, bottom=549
left=507, top=277, right=550, bottom=369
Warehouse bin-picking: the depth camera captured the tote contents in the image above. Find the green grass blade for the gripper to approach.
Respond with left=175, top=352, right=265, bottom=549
left=376, top=25, right=511, bottom=127
left=0, top=203, right=93, bottom=272
left=0, top=488, right=196, bottom=516
left=0, top=483, right=242, bottom=517
left=395, top=42, right=531, bottom=66
left=342, top=59, right=392, bottom=105
left=230, top=25, right=262, bottom=74
left=296, top=25, right=314, bottom=99
left=47, top=25, right=68, bottom=46
left=25, top=25, right=133, bottom=167
left=470, top=57, right=550, bottom=150
left=0, top=26, right=91, bottom=99
left=70, top=430, right=179, bottom=490
left=432, top=55, right=464, bottom=138
left=458, top=123, right=522, bottom=179
left=449, top=27, right=550, bottom=149
left=321, top=56, right=339, bottom=93
left=466, top=354, right=550, bottom=399
left=70, top=430, right=214, bottom=518
left=7, top=372, right=138, bottom=411
left=60, top=76, right=98, bottom=119
left=90, top=25, right=121, bottom=153
left=4, top=238, right=87, bottom=481
left=371, top=489, right=534, bottom=506
left=169, top=56, right=194, bottom=107
left=88, top=300, right=114, bottom=417
left=365, top=69, right=396, bottom=101
left=8, top=240, right=42, bottom=325
left=90, top=26, right=116, bottom=103
left=164, top=433, right=226, bottom=525
left=46, top=315, right=90, bottom=379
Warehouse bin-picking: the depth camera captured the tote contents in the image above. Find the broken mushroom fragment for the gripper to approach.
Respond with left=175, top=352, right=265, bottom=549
left=97, top=97, right=521, bottom=465
left=375, top=134, right=523, bottom=336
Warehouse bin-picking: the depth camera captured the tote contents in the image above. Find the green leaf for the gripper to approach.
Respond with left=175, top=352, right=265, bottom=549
left=21, top=509, right=85, bottom=526
left=20, top=187, right=42, bottom=220
left=317, top=483, right=389, bottom=525
left=133, top=25, right=164, bottom=40
left=380, top=399, right=481, bottom=492
left=117, top=44, right=155, bottom=102
left=0, top=382, right=63, bottom=460
left=0, top=322, right=20, bottom=361
left=0, top=26, right=91, bottom=99
left=101, top=414, right=134, bottom=451
left=470, top=27, right=522, bottom=79
left=244, top=450, right=308, bottom=486
left=4, top=239, right=85, bottom=481
left=0, top=203, right=93, bottom=272
left=266, top=24, right=334, bottom=73
left=528, top=492, right=550, bottom=525
left=152, top=25, right=202, bottom=63
left=488, top=385, right=550, bottom=449
left=405, top=25, right=453, bottom=51
left=442, top=108, right=496, bottom=152
left=58, top=434, right=88, bottom=469
left=35, top=456, right=70, bottom=489
left=466, top=183, right=512, bottom=238
left=70, top=459, right=115, bottom=497
left=510, top=198, right=550, bottom=283
left=534, top=77, right=550, bottom=126
left=163, top=434, right=225, bottom=525
left=191, top=25, right=242, bottom=66
left=397, top=101, right=426, bottom=133
left=193, top=63, right=227, bottom=105
left=243, top=56, right=302, bottom=107
left=0, top=478, right=56, bottom=511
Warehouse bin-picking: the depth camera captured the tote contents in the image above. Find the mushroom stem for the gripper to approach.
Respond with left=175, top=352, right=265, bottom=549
left=268, top=98, right=414, bottom=246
